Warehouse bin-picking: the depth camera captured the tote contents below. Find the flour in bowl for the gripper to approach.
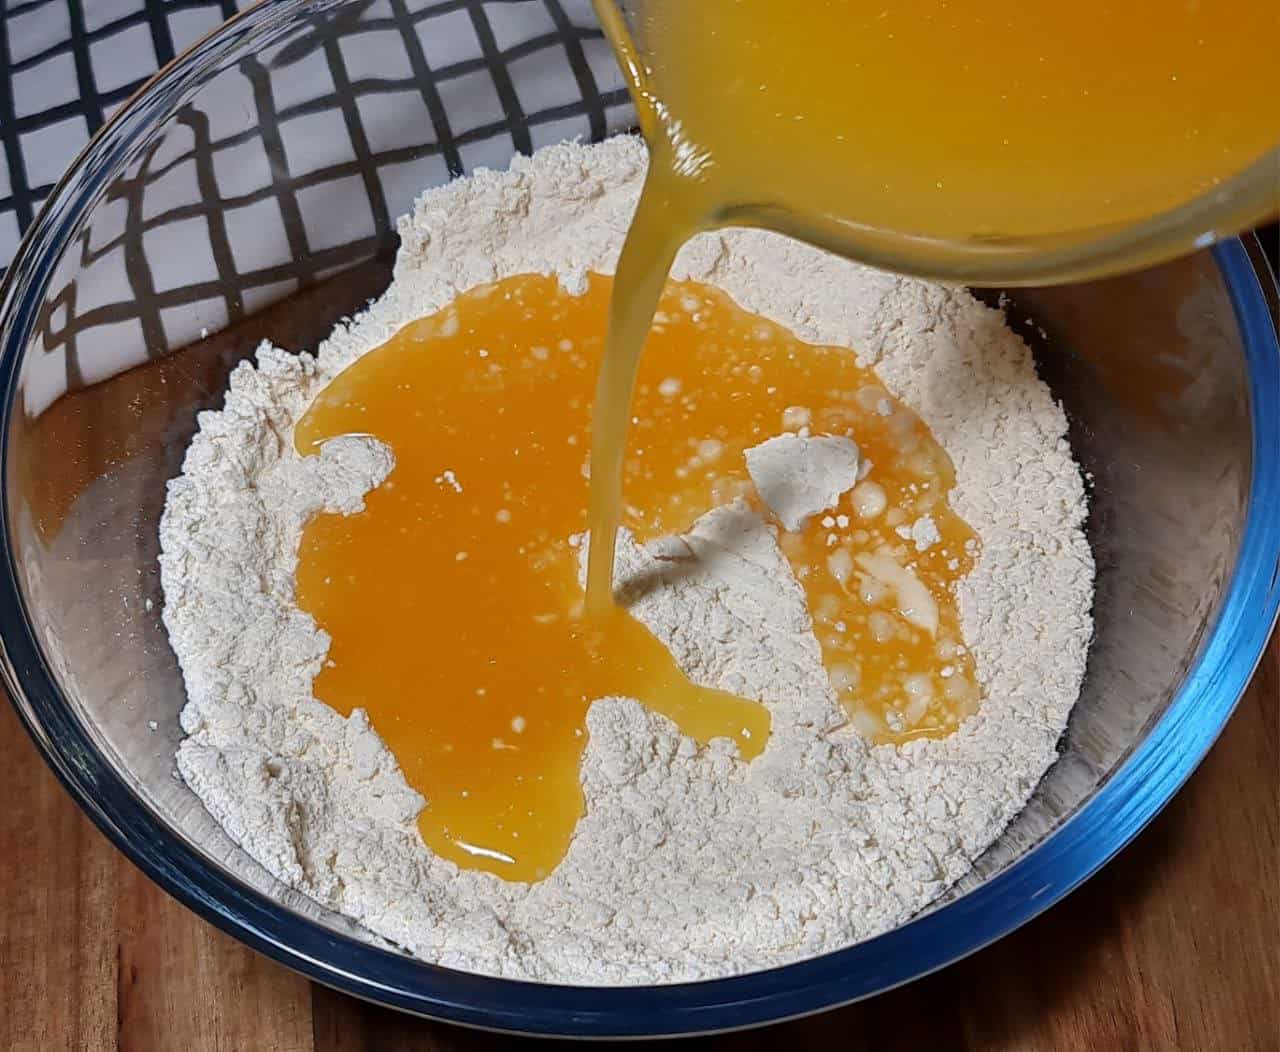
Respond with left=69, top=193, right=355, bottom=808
left=158, top=137, right=1093, bottom=983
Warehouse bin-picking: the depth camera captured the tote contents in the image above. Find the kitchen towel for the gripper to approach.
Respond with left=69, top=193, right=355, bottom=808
left=3, top=0, right=628, bottom=412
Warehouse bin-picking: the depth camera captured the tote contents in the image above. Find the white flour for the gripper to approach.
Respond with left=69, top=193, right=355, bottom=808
left=159, top=137, right=1094, bottom=984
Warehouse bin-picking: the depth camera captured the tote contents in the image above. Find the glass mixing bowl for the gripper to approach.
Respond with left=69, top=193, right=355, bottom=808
left=0, top=0, right=1277, bottom=1038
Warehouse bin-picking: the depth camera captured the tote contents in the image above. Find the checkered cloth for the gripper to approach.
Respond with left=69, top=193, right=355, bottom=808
left=2, top=1, right=633, bottom=411
left=1, top=0, right=258, bottom=270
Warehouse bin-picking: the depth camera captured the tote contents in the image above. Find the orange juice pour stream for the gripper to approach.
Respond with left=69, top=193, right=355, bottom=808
left=296, top=276, right=976, bottom=881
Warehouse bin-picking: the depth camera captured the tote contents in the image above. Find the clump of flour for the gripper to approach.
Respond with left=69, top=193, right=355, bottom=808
left=745, top=433, right=861, bottom=531
left=159, top=137, right=1093, bottom=984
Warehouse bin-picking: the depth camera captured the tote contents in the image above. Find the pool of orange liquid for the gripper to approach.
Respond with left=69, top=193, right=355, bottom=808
left=295, top=273, right=977, bottom=882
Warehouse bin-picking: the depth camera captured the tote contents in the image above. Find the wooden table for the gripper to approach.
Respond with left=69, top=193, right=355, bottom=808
left=3, top=635, right=1274, bottom=1051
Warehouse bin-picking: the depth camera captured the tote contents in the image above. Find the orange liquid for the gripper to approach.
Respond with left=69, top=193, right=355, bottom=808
left=296, top=274, right=976, bottom=881
left=617, top=0, right=1279, bottom=247
left=585, top=0, right=1279, bottom=616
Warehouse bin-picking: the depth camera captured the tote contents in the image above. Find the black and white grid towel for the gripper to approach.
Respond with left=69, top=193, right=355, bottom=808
left=3, top=0, right=631, bottom=409
left=1, top=0, right=261, bottom=272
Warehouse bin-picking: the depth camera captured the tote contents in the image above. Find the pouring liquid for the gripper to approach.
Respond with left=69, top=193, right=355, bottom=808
left=586, top=0, right=1278, bottom=607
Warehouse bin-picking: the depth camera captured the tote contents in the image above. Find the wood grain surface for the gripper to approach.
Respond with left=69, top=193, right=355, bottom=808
left=2, top=635, right=1274, bottom=1051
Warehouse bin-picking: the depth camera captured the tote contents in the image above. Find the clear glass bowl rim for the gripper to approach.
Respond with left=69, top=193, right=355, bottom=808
left=0, top=1, right=1277, bottom=1037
